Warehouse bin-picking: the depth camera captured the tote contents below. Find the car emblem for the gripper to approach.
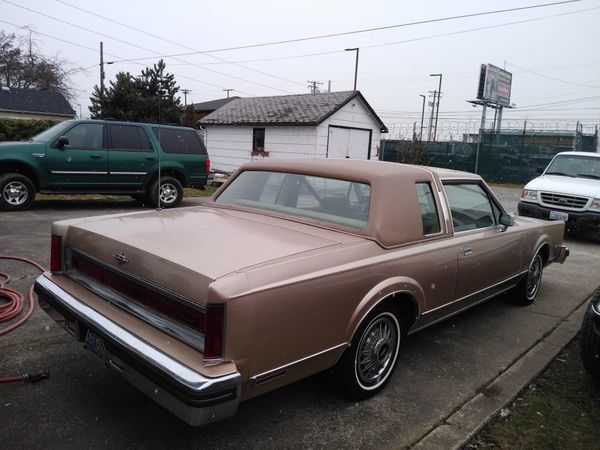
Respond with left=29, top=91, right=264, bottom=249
left=113, top=252, right=129, bottom=265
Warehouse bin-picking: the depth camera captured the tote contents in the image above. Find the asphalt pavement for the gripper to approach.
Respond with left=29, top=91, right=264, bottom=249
left=1, top=190, right=599, bottom=449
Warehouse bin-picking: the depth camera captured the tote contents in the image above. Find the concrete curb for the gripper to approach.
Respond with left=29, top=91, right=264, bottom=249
left=410, top=300, right=589, bottom=450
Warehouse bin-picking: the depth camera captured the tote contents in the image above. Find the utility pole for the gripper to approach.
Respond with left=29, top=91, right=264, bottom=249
left=427, top=90, right=437, bottom=142
left=307, top=81, right=322, bottom=94
left=100, top=42, right=105, bottom=117
left=222, top=88, right=234, bottom=98
left=345, top=48, right=359, bottom=90
left=475, top=104, right=487, bottom=174
left=327, top=80, right=331, bottom=92
left=429, top=73, right=442, bottom=141
left=419, top=94, right=426, bottom=141
left=182, top=89, right=191, bottom=106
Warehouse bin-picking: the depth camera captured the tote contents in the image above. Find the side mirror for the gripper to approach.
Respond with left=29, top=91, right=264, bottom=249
left=499, top=213, right=514, bottom=227
left=536, top=166, right=544, bottom=174
left=56, top=136, right=69, bottom=149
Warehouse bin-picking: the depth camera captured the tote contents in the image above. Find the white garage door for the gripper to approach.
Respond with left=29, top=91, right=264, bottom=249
left=327, top=126, right=371, bottom=159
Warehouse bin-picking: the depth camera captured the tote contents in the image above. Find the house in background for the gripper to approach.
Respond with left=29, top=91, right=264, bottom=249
left=188, top=96, right=241, bottom=121
left=199, top=91, right=388, bottom=172
left=0, top=87, right=75, bottom=121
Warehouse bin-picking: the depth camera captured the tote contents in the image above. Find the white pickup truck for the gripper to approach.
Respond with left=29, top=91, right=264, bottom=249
left=518, top=151, right=600, bottom=232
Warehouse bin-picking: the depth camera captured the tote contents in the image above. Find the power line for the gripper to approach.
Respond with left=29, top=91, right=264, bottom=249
left=1, top=0, right=295, bottom=95
left=53, top=0, right=307, bottom=88
left=506, top=61, right=600, bottom=89
left=80, top=0, right=585, bottom=64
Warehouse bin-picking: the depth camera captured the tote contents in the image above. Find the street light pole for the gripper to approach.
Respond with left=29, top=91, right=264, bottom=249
left=419, top=94, right=426, bottom=141
left=345, top=48, right=359, bottom=90
left=429, top=73, right=443, bottom=141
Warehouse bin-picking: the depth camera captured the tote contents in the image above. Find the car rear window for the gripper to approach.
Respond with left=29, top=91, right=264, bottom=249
left=215, top=170, right=370, bottom=229
left=152, top=127, right=207, bottom=154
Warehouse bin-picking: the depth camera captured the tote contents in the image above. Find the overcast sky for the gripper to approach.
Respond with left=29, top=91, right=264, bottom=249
left=2, top=0, right=598, bottom=139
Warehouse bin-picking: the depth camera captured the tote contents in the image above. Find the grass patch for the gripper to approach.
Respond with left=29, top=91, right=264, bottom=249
left=36, top=187, right=217, bottom=202
left=466, top=337, right=600, bottom=449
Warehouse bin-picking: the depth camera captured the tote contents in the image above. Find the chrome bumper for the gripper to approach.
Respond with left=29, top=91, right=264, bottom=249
left=554, top=245, right=569, bottom=264
left=34, top=275, right=241, bottom=426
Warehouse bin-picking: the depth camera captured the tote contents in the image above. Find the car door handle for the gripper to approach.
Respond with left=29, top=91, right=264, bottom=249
left=89, top=155, right=103, bottom=159
left=462, top=245, right=473, bottom=256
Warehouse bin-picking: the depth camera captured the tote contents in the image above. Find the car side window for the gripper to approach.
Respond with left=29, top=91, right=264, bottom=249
left=443, top=183, right=497, bottom=232
left=152, top=127, right=207, bottom=154
left=109, top=125, right=152, bottom=152
left=62, top=123, right=103, bottom=150
left=416, top=182, right=441, bottom=235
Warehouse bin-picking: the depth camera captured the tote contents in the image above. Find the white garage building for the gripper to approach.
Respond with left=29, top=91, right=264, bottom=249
left=199, top=91, right=388, bottom=172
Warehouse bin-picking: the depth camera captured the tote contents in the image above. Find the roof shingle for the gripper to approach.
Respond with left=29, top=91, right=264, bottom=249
left=0, top=87, right=75, bottom=117
left=199, top=91, right=387, bottom=131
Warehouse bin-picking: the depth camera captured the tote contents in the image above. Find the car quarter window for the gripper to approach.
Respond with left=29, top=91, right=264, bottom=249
left=416, top=182, right=441, bottom=235
left=152, top=127, right=207, bottom=154
left=215, top=170, right=370, bottom=229
left=443, top=182, right=498, bottom=232
left=109, top=125, right=152, bottom=152
left=61, top=123, right=103, bottom=150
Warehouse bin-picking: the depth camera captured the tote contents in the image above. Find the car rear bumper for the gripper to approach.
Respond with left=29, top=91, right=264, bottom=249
left=518, top=201, right=600, bottom=231
left=34, top=274, right=241, bottom=426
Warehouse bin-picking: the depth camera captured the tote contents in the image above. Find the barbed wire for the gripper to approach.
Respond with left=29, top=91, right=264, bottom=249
left=385, top=119, right=599, bottom=140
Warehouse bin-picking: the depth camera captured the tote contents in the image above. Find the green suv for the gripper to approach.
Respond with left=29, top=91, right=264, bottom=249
left=0, top=119, right=210, bottom=211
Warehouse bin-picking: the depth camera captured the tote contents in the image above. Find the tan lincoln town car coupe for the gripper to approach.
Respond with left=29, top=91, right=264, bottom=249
left=34, top=159, right=569, bottom=425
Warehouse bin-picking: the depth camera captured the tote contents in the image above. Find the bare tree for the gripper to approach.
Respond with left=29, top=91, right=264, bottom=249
left=0, top=30, right=79, bottom=101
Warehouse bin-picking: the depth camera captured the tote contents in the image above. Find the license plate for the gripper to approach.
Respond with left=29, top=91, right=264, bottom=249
left=549, top=210, right=569, bottom=221
left=83, top=329, right=106, bottom=361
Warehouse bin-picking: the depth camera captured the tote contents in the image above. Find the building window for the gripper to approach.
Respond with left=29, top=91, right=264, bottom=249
left=251, top=128, right=269, bottom=156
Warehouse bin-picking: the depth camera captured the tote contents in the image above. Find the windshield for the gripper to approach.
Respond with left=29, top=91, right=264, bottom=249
left=215, top=170, right=371, bottom=229
left=545, top=154, right=600, bottom=179
left=31, top=121, right=73, bottom=142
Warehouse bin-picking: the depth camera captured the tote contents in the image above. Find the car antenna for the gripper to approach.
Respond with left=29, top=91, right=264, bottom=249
left=156, top=65, right=163, bottom=212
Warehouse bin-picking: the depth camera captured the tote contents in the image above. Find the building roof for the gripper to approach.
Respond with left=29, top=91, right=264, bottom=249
left=0, top=87, right=75, bottom=117
left=190, top=96, right=240, bottom=113
left=199, top=91, right=388, bottom=132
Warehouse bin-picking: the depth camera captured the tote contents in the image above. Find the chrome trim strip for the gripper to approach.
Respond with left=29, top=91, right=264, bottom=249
left=51, top=171, right=109, bottom=175
left=422, top=271, right=526, bottom=316
left=250, top=343, right=347, bottom=381
left=35, top=275, right=239, bottom=392
left=109, top=172, right=148, bottom=175
left=32, top=153, right=45, bottom=158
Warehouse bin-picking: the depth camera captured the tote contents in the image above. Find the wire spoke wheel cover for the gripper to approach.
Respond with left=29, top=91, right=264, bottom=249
left=2, top=181, right=28, bottom=206
left=355, top=312, right=400, bottom=389
left=526, top=255, right=543, bottom=300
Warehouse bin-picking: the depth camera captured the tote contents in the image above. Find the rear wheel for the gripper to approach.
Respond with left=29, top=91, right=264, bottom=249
left=338, top=304, right=404, bottom=399
left=149, top=176, right=183, bottom=208
left=0, top=173, right=36, bottom=211
left=511, top=253, right=543, bottom=306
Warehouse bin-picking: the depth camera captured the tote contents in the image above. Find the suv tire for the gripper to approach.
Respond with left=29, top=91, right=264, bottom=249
left=149, top=176, right=183, bottom=208
left=0, top=173, right=36, bottom=211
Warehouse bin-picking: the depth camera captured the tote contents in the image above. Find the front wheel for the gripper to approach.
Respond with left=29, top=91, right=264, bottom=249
left=511, top=253, right=543, bottom=306
left=0, top=173, right=36, bottom=211
left=149, top=176, right=183, bottom=208
left=338, top=304, right=404, bottom=399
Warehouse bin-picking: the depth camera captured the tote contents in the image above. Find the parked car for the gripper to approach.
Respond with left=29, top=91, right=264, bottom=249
left=34, top=159, right=569, bottom=425
left=580, top=289, right=600, bottom=379
left=518, top=151, right=600, bottom=233
left=0, top=119, right=210, bottom=211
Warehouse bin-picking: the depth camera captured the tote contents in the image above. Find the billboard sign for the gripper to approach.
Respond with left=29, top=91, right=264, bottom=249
left=476, top=64, right=512, bottom=107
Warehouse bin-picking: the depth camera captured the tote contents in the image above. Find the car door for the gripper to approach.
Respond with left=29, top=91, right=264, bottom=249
left=46, top=122, right=107, bottom=189
left=443, top=181, right=523, bottom=302
left=107, top=124, right=156, bottom=189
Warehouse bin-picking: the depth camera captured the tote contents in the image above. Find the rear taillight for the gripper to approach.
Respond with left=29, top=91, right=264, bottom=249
left=205, top=158, right=211, bottom=175
left=204, top=303, right=224, bottom=360
left=50, top=235, right=62, bottom=272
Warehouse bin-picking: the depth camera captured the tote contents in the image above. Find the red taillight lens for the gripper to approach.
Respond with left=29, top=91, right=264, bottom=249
left=205, top=158, right=211, bottom=175
left=204, top=303, right=224, bottom=360
left=50, top=235, right=62, bottom=272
